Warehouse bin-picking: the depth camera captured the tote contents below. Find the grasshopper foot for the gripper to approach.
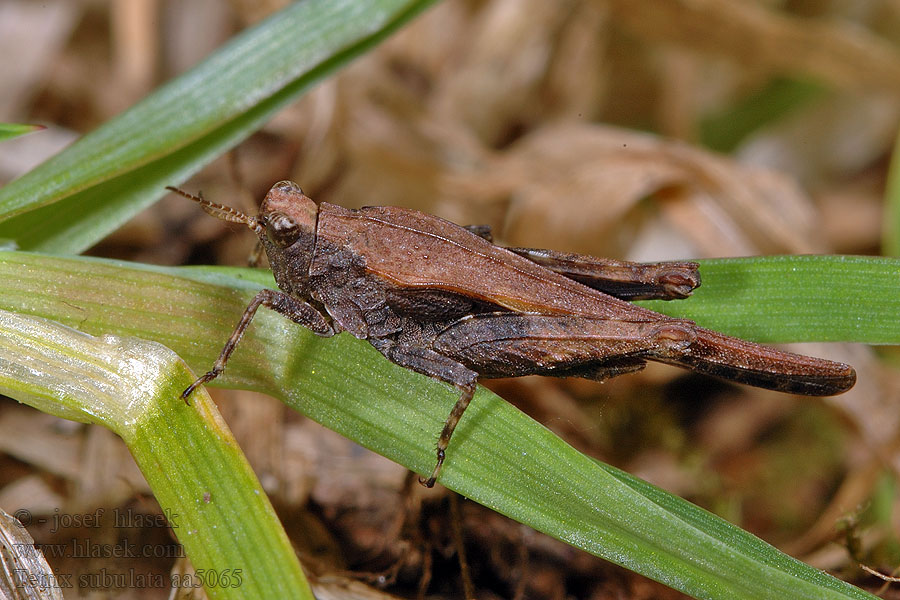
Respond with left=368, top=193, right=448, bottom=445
left=418, top=448, right=445, bottom=488
left=181, top=369, right=221, bottom=404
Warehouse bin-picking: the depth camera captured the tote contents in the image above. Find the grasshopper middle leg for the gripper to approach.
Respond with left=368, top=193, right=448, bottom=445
left=375, top=342, right=479, bottom=487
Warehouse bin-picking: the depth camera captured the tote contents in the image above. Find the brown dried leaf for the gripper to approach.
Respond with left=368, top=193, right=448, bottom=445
left=609, top=0, right=900, bottom=93
left=458, top=123, right=822, bottom=257
left=0, top=411, right=83, bottom=479
left=0, top=1, right=79, bottom=116
left=310, top=575, right=409, bottom=600
left=737, top=93, right=900, bottom=184
left=0, top=507, right=64, bottom=600
left=0, top=477, right=65, bottom=520
left=75, top=426, right=146, bottom=509
left=432, top=0, right=574, bottom=146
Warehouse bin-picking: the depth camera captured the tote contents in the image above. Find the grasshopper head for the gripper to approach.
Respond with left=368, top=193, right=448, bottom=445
left=258, top=181, right=318, bottom=248
left=168, top=180, right=318, bottom=295
left=255, top=181, right=318, bottom=295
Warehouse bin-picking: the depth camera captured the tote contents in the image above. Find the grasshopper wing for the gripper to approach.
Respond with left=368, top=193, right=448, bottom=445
left=316, top=204, right=674, bottom=322
left=506, top=247, right=699, bottom=300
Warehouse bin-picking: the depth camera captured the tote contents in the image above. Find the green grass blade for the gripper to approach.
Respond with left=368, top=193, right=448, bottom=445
left=638, top=255, right=900, bottom=343
left=0, top=310, right=313, bottom=599
left=0, top=251, right=888, bottom=599
left=0, top=123, right=45, bottom=142
left=883, top=128, right=900, bottom=256
left=0, top=0, right=436, bottom=253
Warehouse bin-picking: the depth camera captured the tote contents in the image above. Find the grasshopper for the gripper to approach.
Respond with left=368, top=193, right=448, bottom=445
left=168, top=181, right=856, bottom=487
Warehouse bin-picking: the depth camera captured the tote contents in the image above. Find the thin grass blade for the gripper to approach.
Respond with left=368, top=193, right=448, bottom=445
left=0, top=251, right=888, bottom=599
left=0, top=0, right=437, bottom=253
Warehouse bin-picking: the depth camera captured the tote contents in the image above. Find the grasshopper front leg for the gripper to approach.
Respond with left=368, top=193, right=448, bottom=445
left=184, top=289, right=333, bottom=399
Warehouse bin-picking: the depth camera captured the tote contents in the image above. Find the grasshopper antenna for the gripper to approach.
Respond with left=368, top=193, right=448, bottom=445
left=166, top=186, right=261, bottom=232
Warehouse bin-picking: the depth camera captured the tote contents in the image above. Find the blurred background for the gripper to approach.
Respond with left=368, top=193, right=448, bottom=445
left=1, top=0, right=899, bottom=598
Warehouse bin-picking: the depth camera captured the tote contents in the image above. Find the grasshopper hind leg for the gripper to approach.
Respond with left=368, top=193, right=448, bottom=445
left=551, top=356, right=648, bottom=381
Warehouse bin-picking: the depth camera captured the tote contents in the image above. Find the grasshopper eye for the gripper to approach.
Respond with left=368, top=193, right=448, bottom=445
left=265, top=211, right=300, bottom=248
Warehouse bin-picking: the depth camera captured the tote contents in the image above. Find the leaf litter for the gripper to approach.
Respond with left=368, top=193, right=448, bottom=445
left=1, top=0, right=900, bottom=597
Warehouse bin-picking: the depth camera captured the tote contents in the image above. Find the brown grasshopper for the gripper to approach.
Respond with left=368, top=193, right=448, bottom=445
left=168, top=181, right=856, bottom=487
